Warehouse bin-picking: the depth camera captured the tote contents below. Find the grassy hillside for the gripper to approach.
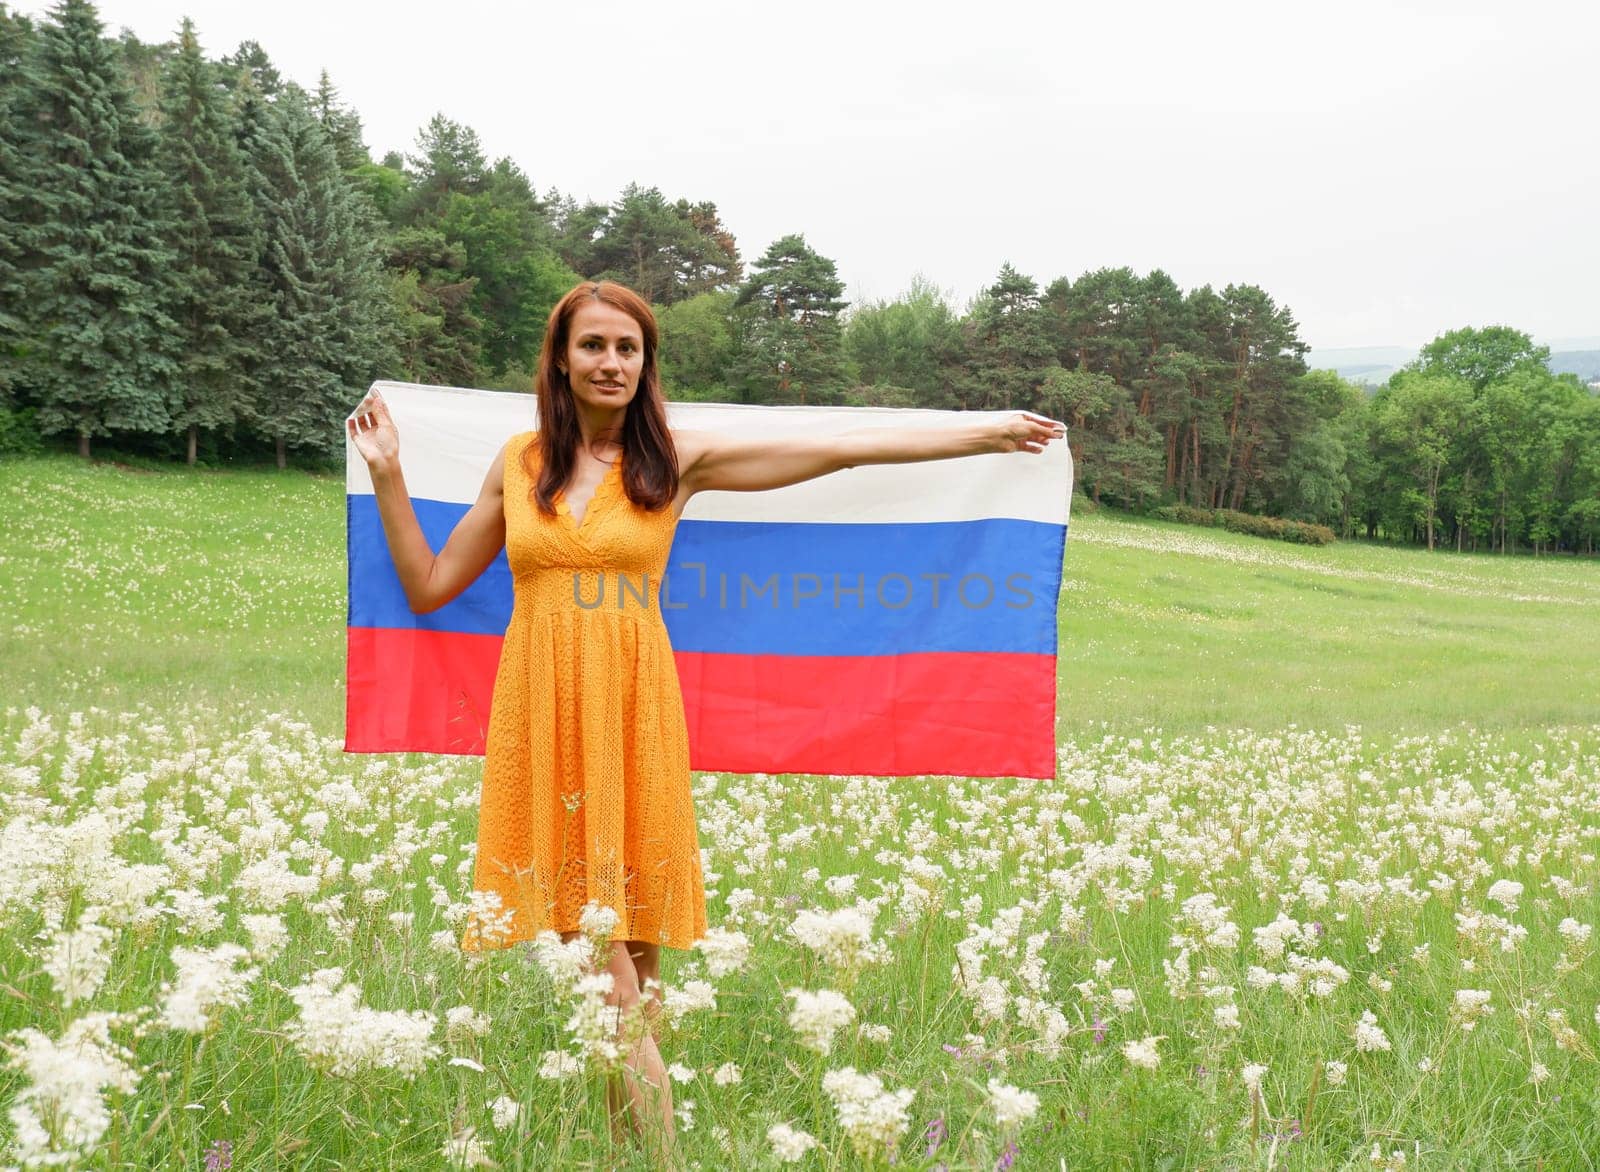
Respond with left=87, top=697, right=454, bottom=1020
left=4, top=455, right=1596, bottom=739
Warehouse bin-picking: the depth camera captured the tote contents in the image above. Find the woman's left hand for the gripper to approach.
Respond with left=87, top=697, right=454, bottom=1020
left=992, top=412, right=1067, bottom=454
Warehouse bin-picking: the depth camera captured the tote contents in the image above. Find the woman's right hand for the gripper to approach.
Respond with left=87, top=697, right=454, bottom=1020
left=347, top=390, right=399, bottom=470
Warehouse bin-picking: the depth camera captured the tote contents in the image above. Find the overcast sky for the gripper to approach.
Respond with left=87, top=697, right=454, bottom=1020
left=23, top=0, right=1600, bottom=350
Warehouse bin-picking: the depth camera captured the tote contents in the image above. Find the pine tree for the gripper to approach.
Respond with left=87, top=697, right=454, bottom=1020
left=731, top=234, right=848, bottom=405
left=402, top=114, right=488, bottom=223
left=951, top=264, right=1058, bottom=412
left=383, top=227, right=483, bottom=387
left=0, top=0, right=177, bottom=456
left=219, top=39, right=280, bottom=96
left=241, top=84, right=395, bottom=468
left=156, top=18, right=267, bottom=463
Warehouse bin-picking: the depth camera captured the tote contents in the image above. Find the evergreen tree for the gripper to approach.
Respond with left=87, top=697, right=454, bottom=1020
left=1212, top=284, right=1310, bottom=511
left=111, top=26, right=172, bottom=119
left=0, top=4, right=31, bottom=73
left=549, top=190, right=609, bottom=277
left=313, top=68, right=370, bottom=172
left=675, top=199, right=742, bottom=296
left=0, top=4, right=38, bottom=403
left=950, top=263, right=1059, bottom=412
left=156, top=18, right=266, bottom=463
left=382, top=227, right=483, bottom=387
left=0, top=0, right=177, bottom=456
left=731, top=234, right=848, bottom=404
left=582, top=185, right=743, bottom=305
left=241, top=84, right=394, bottom=468
left=219, top=39, right=280, bottom=96
left=588, top=183, right=691, bottom=303
left=403, top=114, right=487, bottom=222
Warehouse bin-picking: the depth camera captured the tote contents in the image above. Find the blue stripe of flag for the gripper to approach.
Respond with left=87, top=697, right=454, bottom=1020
left=347, top=496, right=1063, bottom=656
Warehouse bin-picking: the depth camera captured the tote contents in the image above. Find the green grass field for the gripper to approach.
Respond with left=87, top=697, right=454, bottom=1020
left=2, top=455, right=1598, bottom=1171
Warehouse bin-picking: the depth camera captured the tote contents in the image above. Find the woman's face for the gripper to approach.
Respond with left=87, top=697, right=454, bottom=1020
left=562, top=300, right=645, bottom=417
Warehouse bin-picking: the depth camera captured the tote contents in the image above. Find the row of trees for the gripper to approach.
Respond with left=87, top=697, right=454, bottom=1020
left=1, top=2, right=1595, bottom=553
left=0, top=2, right=391, bottom=466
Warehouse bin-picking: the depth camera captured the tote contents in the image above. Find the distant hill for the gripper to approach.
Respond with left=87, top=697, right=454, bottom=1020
left=1549, top=351, right=1600, bottom=382
left=1308, top=342, right=1600, bottom=387
left=1306, top=346, right=1414, bottom=385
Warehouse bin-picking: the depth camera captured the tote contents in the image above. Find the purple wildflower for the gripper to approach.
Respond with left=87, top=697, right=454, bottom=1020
left=1091, top=1016, right=1108, bottom=1045
left=204, top=1140, right=233, bottom=1171
left=925, top=1117, right=946, bottom=1156
left=942, top=1043, right=964, bottom=1058
left=995, top=1140, right=1019, bottom=1170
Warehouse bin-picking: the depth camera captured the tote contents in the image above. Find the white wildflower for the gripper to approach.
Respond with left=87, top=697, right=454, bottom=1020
left=537, top=1049, right=582, bottom=1080
left=821, top=1066, right=916, bottom=1158
left=1122, top=1035, right=1164, bottom=1071
left=578, top=901, right=620, bottom=946
left=768, top=1122, right=819, bottom=1162
left=1486, top=880, right=1523, bottom=913
left=565, top=973, right=621, bottom=1064
left=2, top=1012, right=141, bottom=1167
left=159, top=943, right=259, bottom=1033
left=490, top=1094, right=520, bottom=1130
left=986, top=1078, right=1040, bottom=1127
left=1557, top=918, right=1591, bottom=947
left=692, top=927, right=751, bottom=978
left=240, top=913, right=289, bottom=963
left=662, top=978, right=717, bottom=1026
left=1452, top=988, right=1494, bottom=1031
left=441, top=1126, right=491, bottom=1168
left=825, top=874, right=858, bottom=898
left=529, top=930, right=592, bottom=989
left=789, top=904, right=889, bottom=975
left=1354, top=1010, right=1391, bottom=1053
left=283, top=967, right=440, bottom=1078
left=43, top=915, right=115, bottom=1008
left=787, top=988, right=857, bottom=1055
left=445, top=1006, right=492, bottom=1040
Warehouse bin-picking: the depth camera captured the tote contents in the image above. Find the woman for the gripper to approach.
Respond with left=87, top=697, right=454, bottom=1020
left=347, top=279, right=1064, bottom=1164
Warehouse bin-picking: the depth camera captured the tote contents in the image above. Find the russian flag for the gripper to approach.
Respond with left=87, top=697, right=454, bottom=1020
left=346, top=382, right=1072, bottom=778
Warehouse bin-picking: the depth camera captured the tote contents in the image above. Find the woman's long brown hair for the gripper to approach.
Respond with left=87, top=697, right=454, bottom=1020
left=525, top=280, right=678, bottom=513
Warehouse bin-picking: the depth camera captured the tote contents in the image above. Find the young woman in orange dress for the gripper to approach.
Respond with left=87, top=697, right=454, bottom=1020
left=347, top=279, right=1065, bottom=1165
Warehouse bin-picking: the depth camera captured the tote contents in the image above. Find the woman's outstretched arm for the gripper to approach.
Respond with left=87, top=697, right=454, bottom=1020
left=676, top=411, right=1065, bottom=497
left=348, top=389, right=508, bottom=614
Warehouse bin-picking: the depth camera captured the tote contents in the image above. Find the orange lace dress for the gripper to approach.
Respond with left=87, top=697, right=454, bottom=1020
left=460, top=431, right=708, bottom=952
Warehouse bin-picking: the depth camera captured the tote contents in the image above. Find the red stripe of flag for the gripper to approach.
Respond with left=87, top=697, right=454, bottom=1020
left=347, top=627, right=1056, bottom=777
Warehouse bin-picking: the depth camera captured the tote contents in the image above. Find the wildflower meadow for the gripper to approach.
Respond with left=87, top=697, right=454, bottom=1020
left=2, top=455, right=1597, bottom=1169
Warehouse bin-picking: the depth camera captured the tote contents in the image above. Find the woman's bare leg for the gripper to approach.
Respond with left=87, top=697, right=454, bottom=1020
left=627, top=940, right=664, bottom=1038
left=564, top=931, right=677, bottom=1164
